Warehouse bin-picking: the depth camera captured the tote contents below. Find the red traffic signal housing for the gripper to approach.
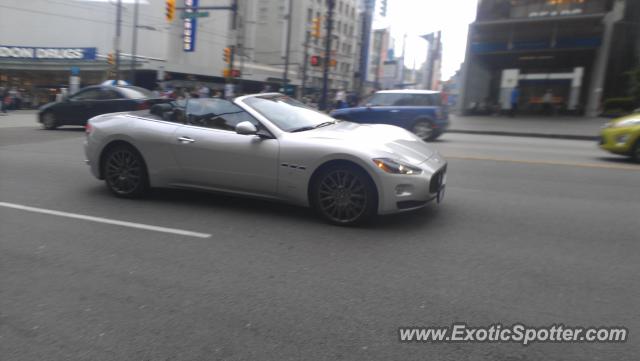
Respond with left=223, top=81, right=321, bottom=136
left=310, top=55, right=321, bottom=66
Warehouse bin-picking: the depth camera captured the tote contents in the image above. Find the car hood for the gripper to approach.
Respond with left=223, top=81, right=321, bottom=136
left=38, top=101, right=59, bottom=112
left=291, top=121, right=436, bottom=164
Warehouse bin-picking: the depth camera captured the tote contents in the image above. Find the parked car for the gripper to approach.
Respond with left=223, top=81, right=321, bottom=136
left=38, top=85, right=167, bottom=129
left=330, top=89, right=449, bottom=141
left=84, top=94, right=448, bottom=225
left=599, top=113, right=640, bottom=162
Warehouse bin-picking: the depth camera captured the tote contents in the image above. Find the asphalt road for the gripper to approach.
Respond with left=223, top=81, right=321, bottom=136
left=1, top=122, right=639, bottom=361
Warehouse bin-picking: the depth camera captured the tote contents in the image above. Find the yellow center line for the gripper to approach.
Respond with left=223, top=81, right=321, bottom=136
left=446, top=155, right=640, bottom=171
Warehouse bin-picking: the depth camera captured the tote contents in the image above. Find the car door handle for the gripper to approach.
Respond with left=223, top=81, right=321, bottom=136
left=389, top=110, right=400, bottom=113
left=177, top=136, right=195, bottom=144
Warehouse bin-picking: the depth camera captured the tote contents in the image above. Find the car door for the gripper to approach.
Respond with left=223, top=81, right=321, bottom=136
left=170, top=99, right=279, bottom=196
left=57, top=88, right=103, bottom=124
left=99, top=88, right=133, bottom=114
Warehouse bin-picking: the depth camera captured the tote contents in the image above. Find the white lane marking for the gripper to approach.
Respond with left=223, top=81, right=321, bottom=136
left=0, top=201, right=211, bottom=239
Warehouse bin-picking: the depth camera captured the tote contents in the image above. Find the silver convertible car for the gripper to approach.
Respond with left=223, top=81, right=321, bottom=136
left=84, top=93, right=447, bottom=225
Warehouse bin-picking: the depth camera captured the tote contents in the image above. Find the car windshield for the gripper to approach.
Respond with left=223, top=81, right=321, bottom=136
left=117, top=86, right=154, bottom=99
left=242, top=94, right=337, bottom=132
left=364, top=93, right=442, bottom=106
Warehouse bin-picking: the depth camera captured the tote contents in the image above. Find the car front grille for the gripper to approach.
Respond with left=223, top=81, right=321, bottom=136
left=429, top=166, right=447, bottom=194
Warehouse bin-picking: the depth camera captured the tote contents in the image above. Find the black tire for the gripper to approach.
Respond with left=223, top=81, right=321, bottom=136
left=41, top=112, right=58, bottom=130
left=311, top=164, right=377, bottom=226
left=412, top=119, right=436, bottom=141
left=631, top=139, right=640, bottom=163
left=102, top=144, right=149, bottom=198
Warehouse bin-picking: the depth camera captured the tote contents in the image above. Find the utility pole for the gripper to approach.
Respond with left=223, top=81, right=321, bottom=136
left=301, top=30, right=311, bottom=99
left=374, top=30, right=384, bottom=90
left=319, top=0, right=335, bottom=111
left=114, top=0, right=123, bottom=81
left=357, top=0, right=373, bottom=97
left=400, top=33, right=407, bottom=87
left=130, top=0, right=139, bottom=85
left=282, top=0, right=293, bottom=89
left=227, top=0, right=238, bottom=88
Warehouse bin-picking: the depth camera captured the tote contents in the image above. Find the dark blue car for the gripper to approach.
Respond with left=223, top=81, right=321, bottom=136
left=330, top=90, right=449, bottom=141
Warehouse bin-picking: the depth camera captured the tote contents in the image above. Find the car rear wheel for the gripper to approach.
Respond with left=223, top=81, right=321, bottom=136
left=412, top=120, right=436, bottom=141
left=103, top=145, right=149, bottom=198
left=311, top=165, right=376, bottom=226
left=632, top=140, right=640, bottom=163
left=41, top=112, right=58, bottom=130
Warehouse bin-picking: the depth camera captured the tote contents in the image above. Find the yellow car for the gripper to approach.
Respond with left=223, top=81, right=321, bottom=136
left=599, top=113, right=640, bottom=163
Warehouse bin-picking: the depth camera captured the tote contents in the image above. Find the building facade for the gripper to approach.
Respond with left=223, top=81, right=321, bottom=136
left=458, top=0, right=640, bottom=116
left=0, top=0, right=241, bottom=104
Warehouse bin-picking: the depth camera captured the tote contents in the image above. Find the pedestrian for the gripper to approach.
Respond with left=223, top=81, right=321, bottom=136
left=334, top=88, right=347, bottom=109
left=542, top=89, right=553, bottom=116
left=510, top=86, right=520, bottom=117
left=198, top=84, right=211, bottom=98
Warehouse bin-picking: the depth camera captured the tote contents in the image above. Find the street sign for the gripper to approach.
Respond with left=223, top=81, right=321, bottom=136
left=181, top=11, right=210, bottom=19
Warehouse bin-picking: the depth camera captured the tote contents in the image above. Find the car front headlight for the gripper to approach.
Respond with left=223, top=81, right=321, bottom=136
left=373, top=158, right=422, bottom=175
left=613, top=118, right=640, bottom=128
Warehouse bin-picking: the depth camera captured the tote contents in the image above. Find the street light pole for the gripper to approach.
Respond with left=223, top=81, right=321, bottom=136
left=115, top=0, right=123, bottom=81
left=130, top=0, right=139, bottom=85
left=227, top=0, right=238, bottom=86
left=319, top=0, right=335, bottom=111
left=301, top=30, right=310, bottom=99
left=282, top=0, right=293, bottom=90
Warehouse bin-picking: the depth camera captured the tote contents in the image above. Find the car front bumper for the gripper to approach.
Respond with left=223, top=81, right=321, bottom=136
left=376, top=154, right=448, bottom=215
left=599, top=127, right=636, bottom=155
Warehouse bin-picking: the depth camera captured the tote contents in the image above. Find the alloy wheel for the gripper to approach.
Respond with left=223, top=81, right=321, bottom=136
left=105, top=148, right=144, bottom=195
left=42, top=113, right=57, bottom=130
left=317, top=169, right=368, bottom=224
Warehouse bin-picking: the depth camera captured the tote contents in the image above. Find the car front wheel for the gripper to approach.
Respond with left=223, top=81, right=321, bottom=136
left=632, top=140, right=640, bottom=163
left=311, top=165, right=377, bottom=225
left=102, top=145, right=149, bottom=198
left=41, top=112, right=58, bottom=130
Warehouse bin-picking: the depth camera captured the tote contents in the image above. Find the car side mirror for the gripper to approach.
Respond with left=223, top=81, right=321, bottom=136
left=236, top=121, right=258, bottom=135
left=365, top=103, right=373, bottom=109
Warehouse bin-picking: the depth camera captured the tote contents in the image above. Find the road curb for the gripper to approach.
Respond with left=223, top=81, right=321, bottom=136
left=447, top=129, right=597, bottom=141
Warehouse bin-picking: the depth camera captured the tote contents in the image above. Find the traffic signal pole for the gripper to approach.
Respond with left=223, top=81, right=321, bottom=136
left=301, top=30, right=310, bottom=99
left=319, top=0, right=335, bottom=111
left=228, top=0, right=238, bottom=84
left=114, top=0, right=123, bottom=81
left=130, top=0, right=139, bottom=85
left=282, top=0, right=293, bottom=89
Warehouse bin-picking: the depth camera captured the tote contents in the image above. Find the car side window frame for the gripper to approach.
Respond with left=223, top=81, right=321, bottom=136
left=185, top=99, right=267, bottom=134
left=100, top=89, right=124, bottom=100
left=70, top=89, right=102, bottom=101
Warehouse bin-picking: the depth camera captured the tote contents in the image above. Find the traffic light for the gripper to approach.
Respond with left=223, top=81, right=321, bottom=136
left=166, top=0, right=175, bottom=22
left=379, top=0, right=387, bottom=17
left=107, top=52, right=115, bottom=65
left=223, top=47, right=231, bottom=64
left=310, top=55, right=321, bottom=67
left=311, top=17, right=321, bottom=39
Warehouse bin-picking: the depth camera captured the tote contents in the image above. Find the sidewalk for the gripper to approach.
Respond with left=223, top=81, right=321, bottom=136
left=0, top=110, right=39, bottom=129
left=448, top=114, right=607, bottom=140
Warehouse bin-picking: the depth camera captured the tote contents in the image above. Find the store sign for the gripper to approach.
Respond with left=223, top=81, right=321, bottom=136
left=529, top=8, right=583, bottom=18
left=0, top=46, right=97, bottom=60
left=183, top=0, right=198, bottom=52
